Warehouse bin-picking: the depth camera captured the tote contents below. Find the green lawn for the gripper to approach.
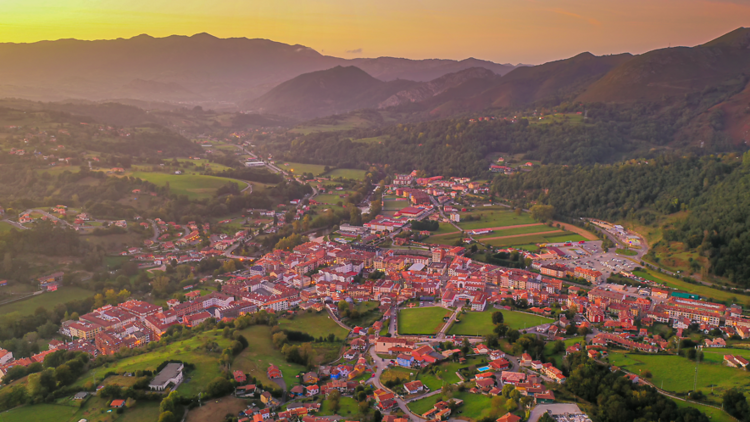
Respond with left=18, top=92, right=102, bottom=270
left=398, top=307, right=452, bottom=335
left=424, top=231, right=464, bottom=246
left=276, top=162, right=327, bottom=176
left=235, top=325, right=310, bottom=389
left=381, top=366, right=414, bottom=385
left=608, top=351, right=750, bottom=403
left=408, top=391, right=496, bottom=420
left=319, top=396, right=360, bottom=417
left=130, top=171, right=239, bottom=199
left=0, top=221, right=16, bottom=232
left=0, top=287, right=96, bottom=316
left=544, top=338, right=585, bottom=367
left=458, top=209, right=536, bottom=231
left=278, top=310, right=349, bottom=339
left=632, top=269, right=740, bottom=303
left=78, top=330, right=232, bottom=396
left=700, top=347, right=750, bottom=364
left=447, top=309, right=552, bottom=336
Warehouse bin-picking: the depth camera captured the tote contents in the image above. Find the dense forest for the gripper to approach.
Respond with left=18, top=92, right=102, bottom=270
left=491, top=153, right=750, bottom=283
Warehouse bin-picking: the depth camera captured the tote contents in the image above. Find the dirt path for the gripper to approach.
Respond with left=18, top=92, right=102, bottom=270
left=552, top=221, right=599, bottom=241
left=480, top=229, right=565, bottom=242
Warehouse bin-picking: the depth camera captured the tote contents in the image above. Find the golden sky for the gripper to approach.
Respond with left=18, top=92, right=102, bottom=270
left=1, top=0, right=749, bottom=64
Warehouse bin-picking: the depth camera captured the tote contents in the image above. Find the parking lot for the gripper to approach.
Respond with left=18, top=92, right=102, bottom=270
left=539, top=240, right=640, bottom=279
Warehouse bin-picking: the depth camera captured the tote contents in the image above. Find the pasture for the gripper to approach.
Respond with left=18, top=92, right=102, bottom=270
left=398, top=306, right=451, bottom=335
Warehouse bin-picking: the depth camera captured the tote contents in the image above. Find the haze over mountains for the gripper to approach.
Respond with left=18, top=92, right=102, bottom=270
left=1, top=28, right=750, bottom=125
left=0, top=33, right=515, bottom=106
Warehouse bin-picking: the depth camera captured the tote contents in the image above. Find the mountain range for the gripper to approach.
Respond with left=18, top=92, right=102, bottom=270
left=0, top=33, right=515, bottom=106
left=245, top=27, right=750, bottom=121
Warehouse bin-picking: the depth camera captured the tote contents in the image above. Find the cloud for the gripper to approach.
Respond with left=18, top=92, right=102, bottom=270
left=346, top=48, right=363, bottom=54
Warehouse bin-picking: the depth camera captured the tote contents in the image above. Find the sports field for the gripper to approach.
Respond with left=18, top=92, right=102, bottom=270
left=609, top=351, right=750, bottom=402
left=131, top=171, right=239, bottom=199
left=447, top=309, right=552, bottom=336
left=0, top=287, right=95, bottom=316
left=398, top=306, right=452, bottom=335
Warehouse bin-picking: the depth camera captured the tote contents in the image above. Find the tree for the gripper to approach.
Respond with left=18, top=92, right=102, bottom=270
left=158, top=411, right=177, bottom=422
left=723, top=388, right=750, bottom=420
left=492, top=311, right=504, bottom=325
left=328, top=390, right=341, bottom=413
left=206, top=377, right=233, bottom=397
left=529, top=204, right=555, bottom=222
left=504, top=398, right=517, bottom=412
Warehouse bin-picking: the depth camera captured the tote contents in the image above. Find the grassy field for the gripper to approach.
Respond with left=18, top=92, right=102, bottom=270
left=423, top=232, right=464, bottom=246
left=0, top=287, right=95, bottom=316
left=609, top=351, right=750, bottom=402
left=319, top=396, right=360, bottom=417
left=473, top=224, right=558, bottom=239
left=544, top=338, right=585, bottom=367
left=415, top=356, right=484, bottom=390
left=0, top=221, right=16, bottom=232
left=327, top=168, right=366, bottom=180
left=632, top=269, right=741, bottom=303
left=278, top=310, right=349, bottom=339
left=616, top=248, right=638, bottom=256
left=79, top=330, right=232, bottom=396
left=186, top=397, right=248, bottom=422
left=398, top=307, right=452, bottom=335
left=673, top=398, right=735, bottom=422
left=408, top=391, right=496, bottom=420
left=0, top=397, right=160, bottom=422
left=130, top=171, right=239, bottom=199
left=458, top=209, right=536, bottom=231
left=344, top=301, right=384, bottom=328
left=476, top=231, right=586, bottom=248
left=447, top=309, right=552, bottom=336
left=235, top=325, right=307, bottom=389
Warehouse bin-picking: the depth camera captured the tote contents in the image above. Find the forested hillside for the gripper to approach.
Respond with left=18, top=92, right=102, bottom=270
left=490, top=153, right=750, bottom=283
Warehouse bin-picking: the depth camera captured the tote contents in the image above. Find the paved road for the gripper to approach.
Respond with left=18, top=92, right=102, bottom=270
left=367, top=346, right=422, bottom=421
left=1, top=219, right=28, bottom=230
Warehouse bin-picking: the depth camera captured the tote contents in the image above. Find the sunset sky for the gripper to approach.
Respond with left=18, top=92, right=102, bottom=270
left=1, top=0, right=748, bottom=64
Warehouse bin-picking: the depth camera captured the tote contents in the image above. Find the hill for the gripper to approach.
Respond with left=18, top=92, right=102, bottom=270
left=421, top=52, right=633, bottom=116
left=378, top=67, right=496, bottom=108
left=578, top=28, right=750, bottom=103
left=0, top=33, right=513, bottom=106
left=246, top=66, right=417, bottom=119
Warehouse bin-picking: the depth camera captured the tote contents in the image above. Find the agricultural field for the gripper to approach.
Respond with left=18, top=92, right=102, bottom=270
left=608, top=351, right=750, bottom=403
left=0, top=221, right=15, bottom=232
left=319, top=396, right=360, bottom=417
left=632, top=269, right=743, bottom=304
left=0, top=287, right=96, bottom=316
left=130, top=171, right=239, bottom=200
left=398, top=306, right=452, bottom=335
left=447, top=309, right=552, bottom=336
left=350, top=135, right=388, bottom=144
